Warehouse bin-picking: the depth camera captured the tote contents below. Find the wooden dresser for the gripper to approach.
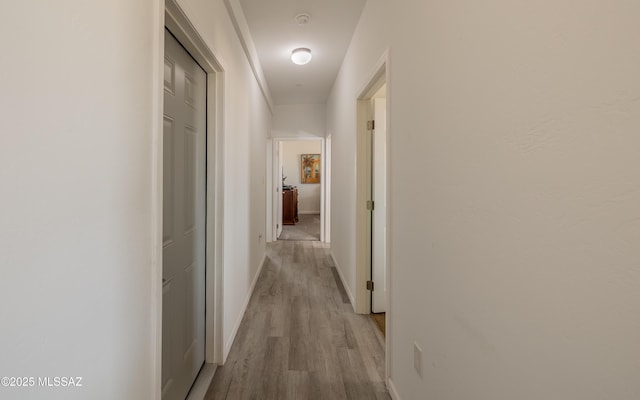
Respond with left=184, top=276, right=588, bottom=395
left=282, top=187, right=299, bottom=225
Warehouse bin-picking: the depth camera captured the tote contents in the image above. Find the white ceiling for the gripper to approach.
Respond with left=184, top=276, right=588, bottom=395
left=238, top=0, right=367, bottom=105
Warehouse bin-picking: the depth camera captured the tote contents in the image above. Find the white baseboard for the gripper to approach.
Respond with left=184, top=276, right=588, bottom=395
left=329, top=252, right=356, bottom=312
left=387, top=377, right=402, bottom=400
left=298, top=211, right=320, bottom=215
left=222, top=254, right=268, bottom=361
left=186, top=363, right=217, bottom=400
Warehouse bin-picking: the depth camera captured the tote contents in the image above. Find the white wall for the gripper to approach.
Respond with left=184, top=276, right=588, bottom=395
left=326, top=0, right=391, bottom=311
left=272, top=104, right=326, bottom=138
left=282, top=141, right=322, bottom=214
left=328, top=1, right=640, bottom=399
left=169, top=0, right=273, bottom=371
left=0, top=0, right=271, bottom=398
left=0, top=2, right=158, bottom=399
left=160, top=0, right=273, bottom=364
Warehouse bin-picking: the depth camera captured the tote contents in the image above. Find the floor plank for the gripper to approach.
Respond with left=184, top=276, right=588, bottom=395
left=204, top=240, right=390, bottom=400
left=278, top=214, right=321, bottom=241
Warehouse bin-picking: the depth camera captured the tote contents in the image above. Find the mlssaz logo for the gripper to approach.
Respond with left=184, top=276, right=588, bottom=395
left=38, top=377, right=83, bottom=387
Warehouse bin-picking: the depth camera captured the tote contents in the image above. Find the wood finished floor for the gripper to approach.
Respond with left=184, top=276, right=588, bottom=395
left=370, top=314, right=385, bottom=337
left=278, top=214, right=321, bottom=241
left=204, top=240, right=389, bottom=400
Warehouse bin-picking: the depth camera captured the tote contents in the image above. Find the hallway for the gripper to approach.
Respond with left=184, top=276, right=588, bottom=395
left=204, top=241, right=389, bottom=399
left=4, top=1, right=640, bottom=399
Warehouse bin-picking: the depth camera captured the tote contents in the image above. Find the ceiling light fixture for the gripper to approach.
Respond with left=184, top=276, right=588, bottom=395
left=291, top=48, right=312, bottom=65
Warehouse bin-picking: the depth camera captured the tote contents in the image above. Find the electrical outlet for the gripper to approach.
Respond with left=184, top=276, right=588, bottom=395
left=414, top=342, right=423, bottom=377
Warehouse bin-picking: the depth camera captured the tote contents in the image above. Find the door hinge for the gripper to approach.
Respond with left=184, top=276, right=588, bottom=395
left=366, top=280, right=374, bottom=291
left=367, top=120, right=375, bottom=130
left=366, top=200, right=375, bottom=210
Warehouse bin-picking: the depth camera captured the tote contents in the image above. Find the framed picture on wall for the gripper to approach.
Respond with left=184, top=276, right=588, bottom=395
left=300, top=154, right=321, bottom=184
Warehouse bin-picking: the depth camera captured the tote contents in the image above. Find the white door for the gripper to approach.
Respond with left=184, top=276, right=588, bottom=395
left=324, top=135, right=332, bottom=243
left=276, top=141, right=284, bottom=238
left=371, top=98, right=387, bottom=313
left=162, top=29, right=207, bottom=400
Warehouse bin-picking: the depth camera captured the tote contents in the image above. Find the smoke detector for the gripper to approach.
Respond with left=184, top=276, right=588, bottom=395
left=295, top=13, right=311, bottom=25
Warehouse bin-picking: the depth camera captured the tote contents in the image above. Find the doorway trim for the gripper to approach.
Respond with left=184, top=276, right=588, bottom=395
left=354, top=50, right=391, bottom=381
left=152, top=1, right=226, bottom=398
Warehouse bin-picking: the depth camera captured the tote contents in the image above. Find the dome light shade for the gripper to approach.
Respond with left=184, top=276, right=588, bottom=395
left=291, top=48, right=312, bottom=65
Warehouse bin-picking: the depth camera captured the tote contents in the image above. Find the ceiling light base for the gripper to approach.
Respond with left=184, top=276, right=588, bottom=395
left=291, top=48, right=312, bottom=65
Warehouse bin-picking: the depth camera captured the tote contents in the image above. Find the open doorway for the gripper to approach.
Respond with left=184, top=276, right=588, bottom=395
left=269, top=138, right=327, bottom=243
left=354, top=52, right=390, bottom=379
left=279, top=140, right=322, bottom=240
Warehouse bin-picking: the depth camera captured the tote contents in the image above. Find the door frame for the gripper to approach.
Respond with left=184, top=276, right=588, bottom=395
left=354, top=50, right=391, bottom=380
left=267, top=137, right=327, bottom=243
left=152, top=1, right=226, bottom=398
left=324, top=134, right=332, bottom=243
left=370, top=95, right=387, bottom=314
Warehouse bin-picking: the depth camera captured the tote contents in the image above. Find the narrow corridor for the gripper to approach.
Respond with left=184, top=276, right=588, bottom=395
left=205, top=241, right=389, bottom=399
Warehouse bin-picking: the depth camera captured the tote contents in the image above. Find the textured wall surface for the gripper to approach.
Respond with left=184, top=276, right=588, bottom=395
left=328, top=0, right=640, bottom=398
left=0, top=0, right=273, bottom=398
